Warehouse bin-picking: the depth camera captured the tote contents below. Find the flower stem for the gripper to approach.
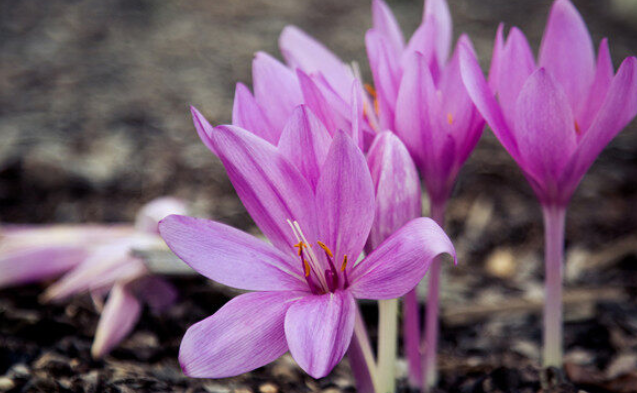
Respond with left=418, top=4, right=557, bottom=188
left=377, top=299, right=398, bottom=393
left=422, top=200, right=446, bottom=392
left=541, top=205, right=566, bottom=369
left=403, top=288, right=421, bottom=386
left=349, top=305, right=379, bottom=393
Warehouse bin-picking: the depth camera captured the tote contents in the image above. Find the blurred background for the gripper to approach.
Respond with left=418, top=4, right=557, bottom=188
left=1, top=0, right=636, bottom=392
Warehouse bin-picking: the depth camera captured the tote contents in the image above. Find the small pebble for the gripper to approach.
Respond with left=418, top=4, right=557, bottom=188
left=0, top=377, right=15, bottom=391
left=233, top=388, right=253, bottom=393
left=258, top=382, right=278, bottom=393
left=485, top=248, right=516, bottom=279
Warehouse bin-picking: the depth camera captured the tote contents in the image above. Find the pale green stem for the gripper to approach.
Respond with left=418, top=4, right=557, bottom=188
left=377, top=299, right=398, bottom=393
left=352, top=306, right=380, bottom=393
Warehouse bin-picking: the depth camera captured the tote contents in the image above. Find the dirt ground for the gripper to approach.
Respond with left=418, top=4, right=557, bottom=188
left=1, top=0, right=637, bottom=392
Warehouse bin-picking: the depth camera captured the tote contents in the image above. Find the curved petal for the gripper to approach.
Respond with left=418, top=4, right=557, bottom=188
left=284, top=290, right=356, bottom=378
left=423, top=0, right=452, bottom=65
left=296, top=70, right=348, bottom=136
left=515, top=68, right=577, bottom=183
left=372, top=0, right=405, bottom=57
left=539, top=0, right=595, bottom=114
left=191, top=106, right=218, bottom=155
left=0, top=247, right=87, bottom=289
left=91, top=282, right=142, bottom=358
left=366, top=132, right=421, bottom=250
left=135, top=197, right=187, bottom=235
left=180, top=291, right=303, bottom=378
left=278, top=105, right=332, bottom=191
left=459, top=42, right=520, bottom=159
left=349, top=217, right=455, bottom=300
left=316, top=131, right=375, bottom=266
left=279, top=26, right=352, bottom=100
left=253, top=52, right=303, bottom=134
left=578, top=38, right=614, bottom=133
left=560, top=56, right=637, bottom=201
left=208, top=125, right=317, bottom=251
left=159, top=215, right=306, bottom=291
left=232, top=83, right=277, bottom=144
left=488, top=23, right=505, bottom=92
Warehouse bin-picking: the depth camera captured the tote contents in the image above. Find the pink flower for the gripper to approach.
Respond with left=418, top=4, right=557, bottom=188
left=460, top=0, right=637, bottom=206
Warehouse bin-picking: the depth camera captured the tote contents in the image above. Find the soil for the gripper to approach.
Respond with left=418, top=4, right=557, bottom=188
left=1, top=0, right=637, bottom=392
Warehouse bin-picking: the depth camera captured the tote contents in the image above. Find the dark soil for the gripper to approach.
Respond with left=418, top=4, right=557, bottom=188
left=1, top=0, right=637, bottom=392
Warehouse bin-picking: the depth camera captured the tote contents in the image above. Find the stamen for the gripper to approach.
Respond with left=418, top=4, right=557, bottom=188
left=340, top=255, right=348, bottom=272
left=317, top=241, right=333, bottom=258
left=303, top=260, right=311, bottom=277
left=293, top=241, right=306, bottom=256
left=291, top=221, right=328, bottom=290
left=364, top=83, right=377, bottom=99
left=574, top=120, right=581, bottom=134
left=447, top=113, right=454, bottom=125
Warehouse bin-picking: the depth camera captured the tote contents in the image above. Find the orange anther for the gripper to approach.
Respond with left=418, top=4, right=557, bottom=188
left=574, top=120, right=581, bottom=134
left=303, top=260, right=311, bottom=277
left=340, top=255, right=348, bottom=272
left=364, top=83, right=377, bottom=99
left=447, top=113, right=454, bottom=125
left=293, top=241, right=305, bottom=256
left=317, top=241, right=334, bottom=258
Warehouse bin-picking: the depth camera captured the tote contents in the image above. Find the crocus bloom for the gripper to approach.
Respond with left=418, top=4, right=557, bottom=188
left=0, top=197, right=186, bottom=358
left=160, top=124, right=455, bottom=379
left=459, top=0, right=637, bottom=368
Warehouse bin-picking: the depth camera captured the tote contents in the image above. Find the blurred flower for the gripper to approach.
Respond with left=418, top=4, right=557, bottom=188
left=0, top=197, right=187, bottom=358
left=160, top=126, right=455, bottom=379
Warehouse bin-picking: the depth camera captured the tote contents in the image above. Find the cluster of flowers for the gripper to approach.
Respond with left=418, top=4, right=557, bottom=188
left=161, top=0, right=637, bottom=391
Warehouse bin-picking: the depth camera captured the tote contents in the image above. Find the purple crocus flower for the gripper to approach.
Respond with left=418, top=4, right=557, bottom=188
left=0, top=197, right=186, bottom=358
left=160, top=124, right=455, bottom=379
left=459, top=0, right=637, bottom=368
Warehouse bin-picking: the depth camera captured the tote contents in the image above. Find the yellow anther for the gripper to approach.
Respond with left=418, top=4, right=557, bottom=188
left=340, top=255, right=348, bottom=272
left=317, top=241, right=334, bottom=258
left=364, top=83, right=377, bottom=99
left=574, top=120, right=581, bottom=134
left=293, top=241, right=306, bottom=256
left=303, top=260, right=311, bottom=277
left=447, top=113, right=454, bottom=125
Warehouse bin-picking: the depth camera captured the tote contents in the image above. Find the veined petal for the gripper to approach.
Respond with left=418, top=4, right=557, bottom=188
left=279, top=26, right=353, bottom=100
left=316, top=131, right=375, bottom=267
left=278, top=105, right=332, bottom=191
left=91, top=282, right=142, bottom=358
left=159, top=215, right=306, bottom=291
left=253, top=52, right=303, bottom=134
left=180, top=291, right=303, bottom=378
left=459, top=42, right=520, bottom=159
left=539, top=0, right=595, bottom=114
left=561, top=57, right=637, bottom=201
left=191, top=106, right=218, bottom=155
left=366, top=30, right=400, bottom=125
left=403, top=18, right=438, bottom=79
left=578, top=39, right=614, bottom=133
left=208, top=125, right=317, bottom=251
left=423, top=0, right=452, bottom=65
left=349, top=217, right=455, bottom=300
left=366, top=132, right=421, bottom=250
left=488, top=23, right=505, bottom=92
left=284, top=290, right=356, bottom=378
left=372, top=0, right=405, bottom=58
left=232, top=83, right=278, bottom=144
left=515, top=68, right=577, bottom=182
left=496, top=27, right=536, bottom=127
left=0, top=247, right=87, bottom=289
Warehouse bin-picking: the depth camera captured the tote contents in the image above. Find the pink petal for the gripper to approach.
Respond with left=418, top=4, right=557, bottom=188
left=372, top=0, right=405, bottom=58
left=129, top=276, right=178, bottom=313
left=0, top=247, right=87, bottom=289
left=279, top=26, right=353, bottom=100
left=496, top=27, right=536, bottom=128
left=488, top=23, right=505, bottom=93
left=349, top=217, right=455, bottom=300
left=208, top=125, right=318, bottom=251
left=366, top=29, right=400, bottom=129
left=253, top=52, right=303, bottom=134
left=191, top=106, right=218, bottom=155
left=135, top=197, right=187, bottom=235
left=423, top=0, right=452, bottom=65
left=296, top=70, right=350, bottom=136
left=539, top=0, right=595, bottom=114
left=561, top=57, right=637, bottom=200
left=315, top=131, right=375, bottom=267
left=278, top=105, right=332, bottom=191
left=284, top=290, right=356, bottom=378
left=366, top=132, right=422, bottom=250
left=232, top=83, right=278, bottom=144
left=459, top=42, right=520, bottom=159
left=578, top=39, right=614, bottom=133
left=515, top=68, right=577, bottom=183
left=180, top=291, right=303, bottom=378
left=91, top=282, right=142, bottom=358
left=159, top=215, right=307, bottom=291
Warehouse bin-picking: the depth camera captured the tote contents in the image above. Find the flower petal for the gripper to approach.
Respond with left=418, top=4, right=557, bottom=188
left=284, top=290, right=356, bottom=378
left=180, top=291, right=303, bottom=378
left=539, top=0, right=595, bottom=113
left=366, top=29, right=400, bottom=129
left=316, top=131, right=375, bottom=266
left=296, top=70, right=350, bottom=136
left=279, top=26, right=353, bottom=100
left=578, top=38, right=614, bottom=133
left=372, top=0, right=405, bottom=58
left=560, top=56, right=637, bottom=201
left=488, top=23, right=505, bottom=92
left=515, top=68, right=577, bottom=183
left=278, top=105, right=332, bottom=191
left=129, top=276, right=178, bottom=313
left=208, top=125, right=317, bottom=251
left=91, top=282, right=142, bottom=358
left=232, top=83, right=278, bottom=144
left=159, top=215, right=306, bottom=291
left=253, top=52, right=303, bottom=134
left=366, top=132, right=421, bottom=250
left=349, top=217, right=455, bottom=300
left=191, top=106, right=218, bottom=155
left=423, top=0, right=452, bottom=65
left=135, top=197, right=187, bottom=235
left=0, top=247, right=87, bottom=289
